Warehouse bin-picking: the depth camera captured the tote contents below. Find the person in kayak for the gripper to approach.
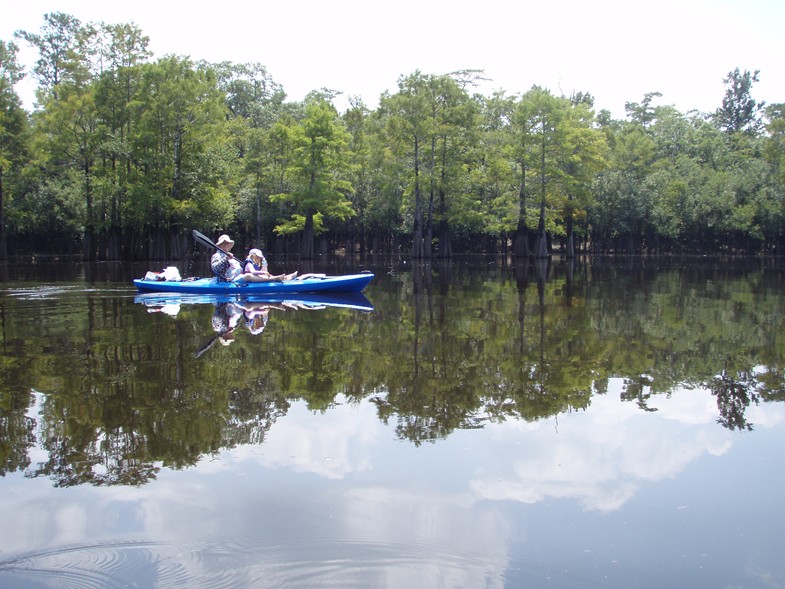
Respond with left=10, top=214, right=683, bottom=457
left=211, top=301, right=245, bottom=346
left=234, top=247, right=297, bottom=283
left=245, top=305, right=270, bottom=335
left=245, top=248, right=268, bottom=275
left=210, top=234, right=243, bottom=282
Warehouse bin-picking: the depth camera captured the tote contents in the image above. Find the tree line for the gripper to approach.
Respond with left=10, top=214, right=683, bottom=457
left=0, top=12, right=783, bottom=261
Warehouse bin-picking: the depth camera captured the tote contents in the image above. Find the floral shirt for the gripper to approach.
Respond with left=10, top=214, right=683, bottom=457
left=211, top=251, right=242, bottom=282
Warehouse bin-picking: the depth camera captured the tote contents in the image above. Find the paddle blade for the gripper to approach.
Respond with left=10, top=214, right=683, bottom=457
left=193, top=229, right=219, bottom=251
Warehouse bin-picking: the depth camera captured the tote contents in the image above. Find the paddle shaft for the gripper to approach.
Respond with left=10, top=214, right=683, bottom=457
left=194, top=326, right=236, bottom=358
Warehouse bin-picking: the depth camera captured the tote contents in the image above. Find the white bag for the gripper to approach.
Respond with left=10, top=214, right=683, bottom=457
left=162, top=266, right=182, bottom=281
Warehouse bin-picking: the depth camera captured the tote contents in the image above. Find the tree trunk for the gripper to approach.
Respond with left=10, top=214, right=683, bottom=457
left=535, top=188, right=548, bottom=258
left=170, top=228, right=182, bottom=259
left=423, top=137, right=434, bottom=259
left=255, top=190, right=262, bottom=245
left=438, top=218, right=452, bottom=258
left=0, top=170, right=6, bottom=261
left=513, top=219, right=529, bottom=258
left=107, top=225, right=121, bottom=260
left=437, top=143, right=452, bottom=258
left=412, top=136, right=424, bottom=259
left=82, top=160, right=96, bottom=261
left=301, top=211, right=315, bottom=259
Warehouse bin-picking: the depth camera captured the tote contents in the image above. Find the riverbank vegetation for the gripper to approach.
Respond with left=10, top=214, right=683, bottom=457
left=1, top=13, right=783, bottom=260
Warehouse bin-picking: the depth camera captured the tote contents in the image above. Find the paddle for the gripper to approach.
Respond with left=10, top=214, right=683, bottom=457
left=192, top=229, right=235, bottom=259
left=194, top=327, right=234, bottom=358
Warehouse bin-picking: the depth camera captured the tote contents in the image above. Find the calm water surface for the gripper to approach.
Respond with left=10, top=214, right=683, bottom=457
left=0, top=256, right=784, bottom=588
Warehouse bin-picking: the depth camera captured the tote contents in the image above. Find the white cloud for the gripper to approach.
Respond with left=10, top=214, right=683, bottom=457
left=470, top=384, right=736, bottom=511
left=228, top=398, right=379, bottom=478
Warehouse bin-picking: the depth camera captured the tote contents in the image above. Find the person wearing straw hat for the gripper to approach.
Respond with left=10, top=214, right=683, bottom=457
left=210, top=234, right=243, bottom=282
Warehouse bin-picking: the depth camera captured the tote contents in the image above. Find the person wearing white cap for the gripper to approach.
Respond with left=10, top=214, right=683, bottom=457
left=245, top=305, right=270, bottom=335
left=210, top=234, right=243, bottom=282
left=244, top=248, right=268, bottom=274
left=234, top=247, right=297, bottom=282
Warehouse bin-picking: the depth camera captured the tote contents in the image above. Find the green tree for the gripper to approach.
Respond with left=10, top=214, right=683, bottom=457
left=523, top=87, right=563, bottom=257
left=18, top=13, right=104, bottom=258
left=214, top=61, right=290, bottom=249
left=378, top=72, right=430, bottom=258
left=715, top=68, right=765, bottom=136
left=14, top=12, right=86, bottom=103
left=92, top=22, right=151, bottom=259
left=240, top=116, right=298, bottom=251
left=509, top=91, right=537, bottom=257
left=271, top=100, right=355, bottom=258
left=421, top=72, right=480, bottom=257
left=559, top=95, right=607, bottom=256
left=364, top=104, right=408, bottom=252
left=36, top=83, right=102, bottom=258
left=213, top=61, right=285, bottom=128
left=764, top=104, right=785, bottom=187
left=591, top=119, right=656, bottom=253
left=763, top=105, right=785, bottom=250
left=473, top=91, right=518, bottom=254
left=624, top=91, right=662, bottom=130
left=341, top=97, right=373, bottom=253
left=0, top=39, right=29, bottom=260
left=128, top=56, right=232, bottom=258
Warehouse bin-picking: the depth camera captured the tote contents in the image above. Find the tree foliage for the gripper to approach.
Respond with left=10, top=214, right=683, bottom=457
left=0, top=39, right=29, bottom=259
left=270, top=100, right=354, bottom=258
left=715, top=68, right=765, bottom=135
left=2, top=13, right=783, bottom=259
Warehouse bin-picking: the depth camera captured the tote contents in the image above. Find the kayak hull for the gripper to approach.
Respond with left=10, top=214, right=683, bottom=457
left=133, top=273, right=374, bottom=295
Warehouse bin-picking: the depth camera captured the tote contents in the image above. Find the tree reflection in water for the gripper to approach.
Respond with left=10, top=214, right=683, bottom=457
left=0, top=258, right=783, bottom=486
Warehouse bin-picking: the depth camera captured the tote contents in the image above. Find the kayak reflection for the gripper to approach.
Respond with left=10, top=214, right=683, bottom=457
left=135, top=291, right=374, bottom=313
left=134, top=291, right=374, bottom=357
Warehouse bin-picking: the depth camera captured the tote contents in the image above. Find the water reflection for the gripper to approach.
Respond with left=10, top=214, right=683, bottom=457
left=0, top=260, right=783, bottom=490
left=135, top=292, right=374, bottom=357
left=2, top=259, right=785, bottom=588
left=4, top=391, right=782, bottom=588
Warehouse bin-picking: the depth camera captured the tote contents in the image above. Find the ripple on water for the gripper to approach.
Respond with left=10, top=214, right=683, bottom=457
left=0, top=535, right=509, bottom=588
left=0, top=542, right=189, bottom=589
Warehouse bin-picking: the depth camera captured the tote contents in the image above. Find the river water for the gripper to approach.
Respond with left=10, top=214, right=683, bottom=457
left=0, top=255, right=783, bottom=588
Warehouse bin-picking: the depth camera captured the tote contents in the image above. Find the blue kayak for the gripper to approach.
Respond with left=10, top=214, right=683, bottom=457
left=133, top=272, right=374, bottom=295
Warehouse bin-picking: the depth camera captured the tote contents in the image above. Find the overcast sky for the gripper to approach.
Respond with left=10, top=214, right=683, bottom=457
left=3, top=0, right=783, bottom=118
